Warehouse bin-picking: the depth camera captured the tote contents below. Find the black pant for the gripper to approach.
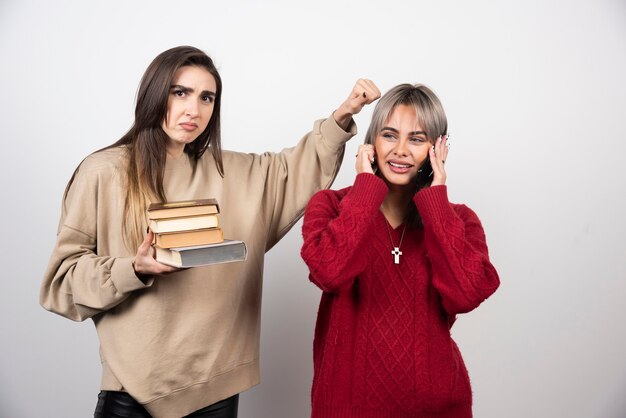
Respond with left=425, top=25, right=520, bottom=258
left=94, top=391, right=239, bottom=418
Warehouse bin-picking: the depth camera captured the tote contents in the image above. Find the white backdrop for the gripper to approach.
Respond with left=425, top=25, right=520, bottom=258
left=1, top=1, right=625, bottom=417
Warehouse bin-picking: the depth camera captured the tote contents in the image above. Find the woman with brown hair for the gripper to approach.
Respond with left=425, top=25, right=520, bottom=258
left=40, top=45, right=380, bottom=417
left=301, top=83, right=500, bottom=417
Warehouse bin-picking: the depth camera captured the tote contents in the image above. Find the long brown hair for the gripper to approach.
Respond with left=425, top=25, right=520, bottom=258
left=66, top=46, right=224, bottom=249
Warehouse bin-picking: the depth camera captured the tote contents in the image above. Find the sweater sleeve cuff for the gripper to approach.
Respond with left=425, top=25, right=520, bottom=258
left=110, top=257, right=154, bottom=294
left=318, top=113, right=358, bottom=152
left=347, top=173, right=388, bottom=208
left=414, top=185, right=457, bottom=224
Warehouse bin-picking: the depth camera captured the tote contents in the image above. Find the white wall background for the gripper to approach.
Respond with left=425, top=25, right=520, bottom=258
left=1, top=0, right=625, bottom=417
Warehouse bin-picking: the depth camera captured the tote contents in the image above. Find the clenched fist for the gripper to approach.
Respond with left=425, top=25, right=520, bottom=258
left=333, top=79, right=381, bottom=130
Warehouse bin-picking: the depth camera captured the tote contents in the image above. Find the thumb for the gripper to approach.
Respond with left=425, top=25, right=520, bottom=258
left=351, top=89, right=363, bottom=100
left=139, top=230, right=154, bottom=252
left=349, top=93, right=367, bottom=113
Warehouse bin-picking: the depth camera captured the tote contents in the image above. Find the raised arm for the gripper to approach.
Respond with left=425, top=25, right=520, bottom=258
left=262, top=80, right=381, bottom=249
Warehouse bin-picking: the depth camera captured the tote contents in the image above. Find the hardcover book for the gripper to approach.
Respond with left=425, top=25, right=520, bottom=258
left=153, top=227, right=224, bottom=249
left=155, top=240, right=247, bottom=268
left=149, top=214, right=219, bottom=234
left=147, top=198, right=219, bottom=220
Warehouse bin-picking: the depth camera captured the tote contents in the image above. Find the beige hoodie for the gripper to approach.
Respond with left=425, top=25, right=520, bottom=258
left=40, top=115, right=355, bottom=417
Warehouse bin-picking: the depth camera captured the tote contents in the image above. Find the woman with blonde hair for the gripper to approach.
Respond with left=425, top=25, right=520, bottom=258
left=40, top=45, right=380, bottom=417
left=301, top=83, right=500, bottom=417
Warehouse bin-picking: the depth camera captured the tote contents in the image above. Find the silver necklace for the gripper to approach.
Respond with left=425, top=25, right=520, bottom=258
left=385, top=222, right=407, bottom=264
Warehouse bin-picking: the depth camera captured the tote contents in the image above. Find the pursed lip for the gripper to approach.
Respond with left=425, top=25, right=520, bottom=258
left=179, top=122, right=198, bottom=131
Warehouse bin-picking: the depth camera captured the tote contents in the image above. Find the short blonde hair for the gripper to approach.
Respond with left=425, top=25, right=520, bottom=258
left=364, top=83, right=447, bottom=146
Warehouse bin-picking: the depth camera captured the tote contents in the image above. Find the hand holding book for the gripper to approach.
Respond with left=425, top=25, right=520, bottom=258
left=133, top=230, right=181, bottom=279
left=146, top=198, right=247, bottom=268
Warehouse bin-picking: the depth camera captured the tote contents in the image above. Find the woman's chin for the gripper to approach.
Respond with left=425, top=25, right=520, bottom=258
left=380, top=173, right=418, bottom=190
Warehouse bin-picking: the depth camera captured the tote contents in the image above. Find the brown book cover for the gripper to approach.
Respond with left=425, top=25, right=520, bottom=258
left=147, top=198, right=220, bottom=220
left=149, top=214, right=219, bottom=234
left=155, top=240, right=247, bottom=268
left=154, top=228, right=224, bottom=249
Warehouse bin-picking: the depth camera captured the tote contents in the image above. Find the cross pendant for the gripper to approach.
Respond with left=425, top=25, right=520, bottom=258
left=391, top=247, right=402, bottom=264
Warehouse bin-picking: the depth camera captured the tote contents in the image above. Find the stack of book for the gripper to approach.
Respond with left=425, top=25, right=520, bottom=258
left=147, top=198, right=247, bottom=268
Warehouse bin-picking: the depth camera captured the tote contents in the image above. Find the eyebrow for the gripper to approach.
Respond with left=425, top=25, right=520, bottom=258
left=381, top=127, right=426, bottom=136
left=170, top=84, right=216, bottom=97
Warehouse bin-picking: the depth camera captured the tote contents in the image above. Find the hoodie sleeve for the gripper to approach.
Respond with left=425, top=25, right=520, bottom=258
left=260, top=115, right=357, bottom=251
left=40, top=155, right=152, bottom=322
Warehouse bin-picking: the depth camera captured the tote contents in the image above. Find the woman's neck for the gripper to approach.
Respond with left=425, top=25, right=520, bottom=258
left=166, top=143, right=186, bottom=159
left=380, top=185, right=414, bottom=228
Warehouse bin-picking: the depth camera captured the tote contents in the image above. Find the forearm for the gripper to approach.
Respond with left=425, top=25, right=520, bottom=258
left=262, top=115, right=357, bottom=248
left=415, top=186, right=500, bottom=314
left=302, top=174, right=387, bottom=292
left=332, top=104, right=355, bottom=131
left=40, top=227, right=152, bottom=321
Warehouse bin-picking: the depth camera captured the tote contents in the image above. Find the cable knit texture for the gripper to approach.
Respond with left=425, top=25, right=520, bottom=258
left=301, top=173, right=500, bottom=418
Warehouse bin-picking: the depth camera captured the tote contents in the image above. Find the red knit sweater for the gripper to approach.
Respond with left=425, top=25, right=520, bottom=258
left=301, top=174, right=500, bottom=418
